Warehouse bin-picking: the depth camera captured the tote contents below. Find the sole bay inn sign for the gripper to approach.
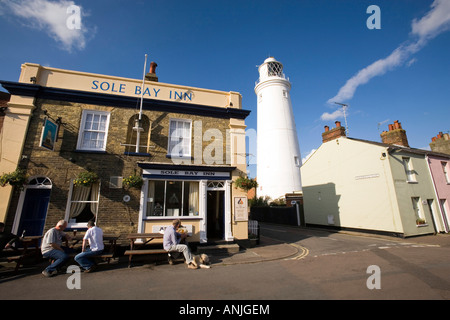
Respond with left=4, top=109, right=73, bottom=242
left=91, top=80, right=194, bottom=102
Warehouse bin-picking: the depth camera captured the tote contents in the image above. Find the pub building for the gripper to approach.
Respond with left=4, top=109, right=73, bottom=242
left=0, top=61, right=251, bottom=245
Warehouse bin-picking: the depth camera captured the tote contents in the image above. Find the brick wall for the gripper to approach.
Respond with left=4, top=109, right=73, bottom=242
left=7, top=98, right=231, bottom=237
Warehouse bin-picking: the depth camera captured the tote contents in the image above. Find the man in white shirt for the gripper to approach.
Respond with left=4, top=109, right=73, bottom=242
left=74, top=220, right=104, bottom=272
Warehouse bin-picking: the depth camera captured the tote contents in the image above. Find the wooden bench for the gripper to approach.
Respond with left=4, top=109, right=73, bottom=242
left=124, top=249, right=167, bottom=268
left=6, top=236, right=43, bottom=273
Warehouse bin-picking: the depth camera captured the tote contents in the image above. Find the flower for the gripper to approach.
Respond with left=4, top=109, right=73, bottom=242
left=73, top=171, right=98, bottom=187
left=123, top=175, right=143, bottom=188
left=0, top=169, right=27, bottom=190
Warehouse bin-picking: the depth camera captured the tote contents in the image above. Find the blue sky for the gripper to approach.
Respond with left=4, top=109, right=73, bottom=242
left=1, top=0, right=450, bottom=178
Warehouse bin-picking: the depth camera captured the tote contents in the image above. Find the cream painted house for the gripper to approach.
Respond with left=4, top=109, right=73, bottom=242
left=301, top=121, right=447, bottom=237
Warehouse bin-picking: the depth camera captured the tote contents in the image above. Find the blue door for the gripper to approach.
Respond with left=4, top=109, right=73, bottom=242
left=17, top=188, right=51, bottom=237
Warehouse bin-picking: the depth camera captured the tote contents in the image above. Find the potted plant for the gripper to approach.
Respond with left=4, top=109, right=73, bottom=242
left=73, top=171, right=98, bottom=187
left=234, top=175, right=258, bottom=193
left=0, top=169, right=27, bottom=190
left=416, top=218, right=426, bottom=226
left=123, top=174, right=143, bottom=189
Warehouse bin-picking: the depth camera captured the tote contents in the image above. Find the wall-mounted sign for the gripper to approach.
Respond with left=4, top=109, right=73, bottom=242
left=143, top=169, right=231, bottom=179
left=40, top=118, right=58, bottom=151
left=234, top=196, right=248, bottom=222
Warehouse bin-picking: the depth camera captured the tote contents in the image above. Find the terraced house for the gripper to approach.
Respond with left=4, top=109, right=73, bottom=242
left=0, top=62, right=251, bottom=244
left=301, top=120, right=450, bottom=237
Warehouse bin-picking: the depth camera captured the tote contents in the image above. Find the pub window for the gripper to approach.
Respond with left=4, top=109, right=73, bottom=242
left=168, top=119, right=192, bottom=158
left=147, top=180, right=199, bottom=217
left=76, top=110, right=110, bottom=152
left=65, top=181, right=100, bottom=228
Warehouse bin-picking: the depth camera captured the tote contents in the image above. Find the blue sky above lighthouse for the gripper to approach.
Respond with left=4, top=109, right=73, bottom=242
left=1, top=0, right=450, bottom=178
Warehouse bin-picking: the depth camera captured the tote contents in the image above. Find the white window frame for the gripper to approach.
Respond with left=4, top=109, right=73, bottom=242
left=442, top=162, right=450, bottom=184
left=402, top=157, right=416, bottom=183
left=65, top=180, right=101, bottom=229
left=167, top=118, right=192, bottom=158
left=146, top=179, right=199, bottom=218
left=76, top=110, right=110, bottom=151
left=412, top=197, right=426, bottom=225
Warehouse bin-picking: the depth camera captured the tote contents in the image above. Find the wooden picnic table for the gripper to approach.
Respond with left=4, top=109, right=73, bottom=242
left=124, top=233, right=166, bottom=267
left=68, top=234, right=120, bottom=263
left=7, top=235, right=43, bottom=272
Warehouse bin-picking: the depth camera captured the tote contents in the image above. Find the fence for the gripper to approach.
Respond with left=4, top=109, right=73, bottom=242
left=249, top=204, right=304, bottom=226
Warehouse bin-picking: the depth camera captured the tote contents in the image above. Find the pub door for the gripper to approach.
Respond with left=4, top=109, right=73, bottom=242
left=206, top=191, right=224, bottom=240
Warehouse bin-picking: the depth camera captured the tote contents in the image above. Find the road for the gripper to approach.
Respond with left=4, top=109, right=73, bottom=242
left=1, top=223, right=450, bottom=304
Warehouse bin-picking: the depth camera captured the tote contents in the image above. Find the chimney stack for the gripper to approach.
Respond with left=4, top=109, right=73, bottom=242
left=322, top=121, right=346, bottom=143
left=145, top=61, right=158, bottom=82
left=380, top=120, right=409, bottom=147
left=430, top=131, right=450, bottom=155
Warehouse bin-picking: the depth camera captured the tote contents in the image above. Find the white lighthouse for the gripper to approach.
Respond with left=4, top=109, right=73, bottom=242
left=255, top=57, right=302, bottom=200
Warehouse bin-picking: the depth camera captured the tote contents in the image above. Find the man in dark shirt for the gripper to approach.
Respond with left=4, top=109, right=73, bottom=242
left=0, top=222, right=19, bottom=257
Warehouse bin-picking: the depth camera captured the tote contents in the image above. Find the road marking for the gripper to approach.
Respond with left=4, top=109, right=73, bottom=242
left=286, top=243, right=309, bottom=260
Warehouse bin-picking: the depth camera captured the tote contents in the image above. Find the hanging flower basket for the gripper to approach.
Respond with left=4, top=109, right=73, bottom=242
left=234, top=175, right=258, bottom=192
left=123, top=175, right=143, bottom=189
left=0, top=169, right=27, bottom=190
left=73, top=171, right=98, bottom=187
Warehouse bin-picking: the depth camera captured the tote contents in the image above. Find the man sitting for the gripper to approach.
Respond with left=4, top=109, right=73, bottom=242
left=41, top=220, right=73, bottom=277
left=75, top=220, right=104, bottom=272
left=163, top=219, right=197, bottom=269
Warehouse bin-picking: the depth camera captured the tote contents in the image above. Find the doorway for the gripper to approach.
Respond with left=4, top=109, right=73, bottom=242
left=207, top=191, right=224, bottom=240
left=14, top=177, right=52, bottom=237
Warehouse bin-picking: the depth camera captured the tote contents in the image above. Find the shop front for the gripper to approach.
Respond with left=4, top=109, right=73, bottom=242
left=137, top=163, right=235, bottom=243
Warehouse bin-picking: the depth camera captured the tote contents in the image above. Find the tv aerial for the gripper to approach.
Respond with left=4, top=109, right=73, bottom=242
left=334, top=102, right=349, bottom=136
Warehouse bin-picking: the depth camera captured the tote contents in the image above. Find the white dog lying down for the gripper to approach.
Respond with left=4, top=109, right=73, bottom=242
left=192, top=253, right=211, bottom=269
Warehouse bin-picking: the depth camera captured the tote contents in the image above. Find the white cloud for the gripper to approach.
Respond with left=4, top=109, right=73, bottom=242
left=3, top=0, right=91, bottom=52
left=411, top=0, right=450, bottom=41
left=327, top=0, right=450, bottom=106
left=301, top=149, right=316, bottom=165
left=320, top=108, right=344, bottom=121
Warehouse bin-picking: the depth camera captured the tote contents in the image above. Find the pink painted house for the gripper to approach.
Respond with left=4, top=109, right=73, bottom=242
left=427, top=154, right=450, bottom=232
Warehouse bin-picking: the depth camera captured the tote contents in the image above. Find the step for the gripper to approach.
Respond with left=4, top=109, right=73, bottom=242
left=196, top=243, right=240, bottom=255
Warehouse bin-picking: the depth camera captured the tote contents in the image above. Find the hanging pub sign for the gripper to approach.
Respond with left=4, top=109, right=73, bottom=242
left=234, top=196, right=248, bottom=222
left=40, top=118, right=58, bottom=151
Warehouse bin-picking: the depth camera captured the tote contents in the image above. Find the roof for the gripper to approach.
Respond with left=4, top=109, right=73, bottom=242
left=347, top=137, right=450, bottom=159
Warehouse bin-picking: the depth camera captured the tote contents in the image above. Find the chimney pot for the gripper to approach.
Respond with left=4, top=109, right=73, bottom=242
left=149, top=61, right=157, bottom=74
left=324, top=125, right=329, bottom=132
left=335, top=121, right=341, bottom=128
left=388, top=124, right=394, bottom=131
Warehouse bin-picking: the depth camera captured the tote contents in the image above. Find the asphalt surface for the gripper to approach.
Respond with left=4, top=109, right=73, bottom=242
left=1, top=224, right=450, bottom=303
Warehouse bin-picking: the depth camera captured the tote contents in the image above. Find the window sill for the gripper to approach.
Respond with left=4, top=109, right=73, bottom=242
left=406, top=180, right=418, bottom=184
left=166, top=154, right=193, bottom=160
left=124, top=152, right=151, bottom=157
left=143, top=216, right=202, bottom=220
left=74, top=149, right=107, bottom=154
left=416, top=224, right=428, bottom=227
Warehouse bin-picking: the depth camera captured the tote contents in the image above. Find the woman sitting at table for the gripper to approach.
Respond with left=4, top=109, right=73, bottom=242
left=74, top=220, right=104, bottom=272
left=163, top=219, right=197, bottom=269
